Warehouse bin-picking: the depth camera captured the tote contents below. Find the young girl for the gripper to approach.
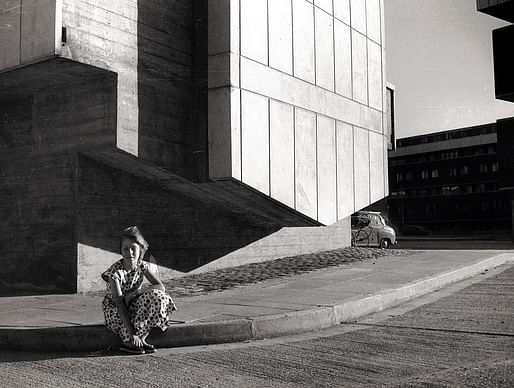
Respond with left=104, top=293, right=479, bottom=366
left=101, top=226, right=177, bottom=354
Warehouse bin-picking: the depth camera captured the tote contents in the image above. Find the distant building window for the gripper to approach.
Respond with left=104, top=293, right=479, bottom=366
left=405, top=172, right=412, bottom=181
left=431, top=169, right=439, bottom=178
left=396, top=172, right=403, bottom=182
left=421, top=170, right=429, bottom=179
left=491, top=162, right=499, bottom=172
left=466, top=185, right=473, bottom=193
left=479, top=163, right=488, bottom=174
left=460, top=166, right=469, bottom=175
left=442, top=187, right=450, bottom=195
left=449, top=167, right=458, bottom=177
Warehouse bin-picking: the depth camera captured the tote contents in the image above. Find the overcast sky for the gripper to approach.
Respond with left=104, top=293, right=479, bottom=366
left=384, top=0, right=514, bottom=139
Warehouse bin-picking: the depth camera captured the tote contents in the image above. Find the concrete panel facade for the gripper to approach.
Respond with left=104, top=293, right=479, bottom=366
left=337, top=121, right=355, bottom=217
left=293, top=0, right=315, bottom=83
left=369, top=130, right=385, bottom=204
left=352, top=30, right=368, bottom=105
left=334, top=19, right=352, bottom=98
left=353, top=126, right=371, bottom=210
left=269, top=0, right=293, bottom=74
left=315, top=8, right=335, bottom=91
left=240, top=0, right=267, bottom=64
left=350, top=0, right=367, bottom=35
left=295, top=108, right=318, bottom=220
left=270, top=100, right=295, bottom=208
left=317, top=115, right=337, bottom=224
left=208, top=0, right=388, bottom=224
left=0, top=0, right=60, bottom=71
left=241, top=91, right=270, bottom=195
left=334, top=0, right=351, bottom=25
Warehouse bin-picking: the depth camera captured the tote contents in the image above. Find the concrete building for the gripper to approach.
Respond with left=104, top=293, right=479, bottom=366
left=0, top=0, right=390, bottom=294
left=387, top=123, right=512, bottom=234
left=477, top=0, right=514, bottom=238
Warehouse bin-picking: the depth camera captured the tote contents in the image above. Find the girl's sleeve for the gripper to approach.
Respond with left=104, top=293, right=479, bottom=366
left=101, top=263, right=121, bottom=283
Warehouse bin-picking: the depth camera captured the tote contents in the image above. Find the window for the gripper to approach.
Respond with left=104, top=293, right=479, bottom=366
left=405, top=172, right=412, bottom=181
left=421, top=170, right=429, bottom=179
left=431, top=169, right=439, bottom=178
left=442, top=187, right=450, bottom=195
left=491, top=162, right=499, bottom=172
left=479, top=164, right=488, bottom=174
left=449, top=167, right=457, bottom=177
left=396, top=172, right=403, bottom=182
left=460, top=165, right=469, bottom=175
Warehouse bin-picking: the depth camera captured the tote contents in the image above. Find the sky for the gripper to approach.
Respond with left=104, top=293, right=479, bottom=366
left=384, top=0, right=514, bottom=139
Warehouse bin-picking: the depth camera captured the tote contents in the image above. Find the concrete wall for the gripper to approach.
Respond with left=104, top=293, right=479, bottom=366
left=208, top=0, right=389, bottom=224
left=60, top=0, right=195, bottom=177
left=0, top=0, right=62, bottom=71
left=0, top=73, right=117, bottom=294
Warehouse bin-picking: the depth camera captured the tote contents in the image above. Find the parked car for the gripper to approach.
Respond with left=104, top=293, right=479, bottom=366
left=351, top=211, right=397, bottom=249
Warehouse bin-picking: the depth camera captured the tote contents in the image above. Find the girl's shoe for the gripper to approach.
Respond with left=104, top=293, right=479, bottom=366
left=142, top=343, right=156, bottom=353
left=120, top=344, right=145, bottom=355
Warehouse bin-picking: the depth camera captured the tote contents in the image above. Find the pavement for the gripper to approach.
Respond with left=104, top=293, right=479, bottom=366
left=0, top=247, right=513, bottom=353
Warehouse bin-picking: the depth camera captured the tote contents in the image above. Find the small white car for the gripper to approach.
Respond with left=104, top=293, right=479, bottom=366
left=351, top=211, right=397, bottom=249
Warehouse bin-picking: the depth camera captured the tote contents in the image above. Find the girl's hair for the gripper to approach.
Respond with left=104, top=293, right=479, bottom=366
left=120, top=226, right=149, bottom=256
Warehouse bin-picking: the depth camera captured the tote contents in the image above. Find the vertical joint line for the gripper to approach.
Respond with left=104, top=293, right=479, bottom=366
left=313, top=3, right=317, bottom=86
left=291, top=0, right=295, bottom=76
left=352, top=126, right=356, bottom=212
left=19, top=0, right=23, bottom=63
left=293, top=107, right=297, bottom=210
left=335, top=121, right=339, bottom=221
left=316, top=115, right=319, bottom=222
left=268, top=99, right=271, bottom=196
left=267, top=0, right=270, bottom=67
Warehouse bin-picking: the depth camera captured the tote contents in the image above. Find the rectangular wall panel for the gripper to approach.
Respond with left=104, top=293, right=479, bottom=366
left=240, top=0, right=268, bottom=64
left=353, top=126, right=370, bottom=210
left=351, top=30, right=368, bottom=105
left=0, top=0, right=21, bottom=70
left=241, top=91, right=270, bottom=194
left=368, top=39, right=383, bottom=111
left=293, top=0, right=315, bottom=83
left=20, top=0, right=56, bottom=63
left=315, top=8, right=334, bottom=91
left=315, top=0, right=333, bottom=14
left=366, top=0, right=381, bottom=43
left=336, top=121, right=354, bottom=218
left=269, top=0, right=293, bottom=74
left=334, top=0, right=350, bottom=25
left=350, top=0, right=366, bottom=34
left=295, top=108, right=318, bottom=219
left=270, top=100, right=295, bottom=208
left=334, top=19, right=352, bottom=98
left=317, top=115, right=337, bottom=224
left=369, top=130, right=385, bottom=203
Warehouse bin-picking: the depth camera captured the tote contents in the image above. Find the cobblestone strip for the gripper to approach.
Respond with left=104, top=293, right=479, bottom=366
left=161, top=247, right=411, bottom=298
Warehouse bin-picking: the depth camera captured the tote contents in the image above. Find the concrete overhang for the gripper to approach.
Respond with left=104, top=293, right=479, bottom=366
left=0, top=57, right=116, bottom=100
left=477, top=0, right=514, bottom=22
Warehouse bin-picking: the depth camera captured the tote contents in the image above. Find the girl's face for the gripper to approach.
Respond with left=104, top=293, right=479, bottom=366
left=121, top=238, right=141, bottom=264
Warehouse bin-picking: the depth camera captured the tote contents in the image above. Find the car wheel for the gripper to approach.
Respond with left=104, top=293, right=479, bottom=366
left=380, top=239, right=390, bottom=249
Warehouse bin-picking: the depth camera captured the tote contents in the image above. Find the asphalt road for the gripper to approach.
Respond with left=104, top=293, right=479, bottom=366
left=1, top=265, right=513, bottom=387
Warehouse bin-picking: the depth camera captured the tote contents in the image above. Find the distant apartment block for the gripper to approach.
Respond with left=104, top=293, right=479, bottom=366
left=0, top=0, right=390, bottom=293
left=387, top=122, right=514, bottom=233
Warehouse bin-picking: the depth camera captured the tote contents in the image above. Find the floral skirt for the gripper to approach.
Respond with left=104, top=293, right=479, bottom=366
left=103, top=289, right=177, bottom=343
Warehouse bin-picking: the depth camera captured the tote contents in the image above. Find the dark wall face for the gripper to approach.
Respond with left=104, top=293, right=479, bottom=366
left=493, top=25, right=514, bottom=102
left=137, top=0, right=208, bottom=181
left=0, top=72, right=117, bottom=295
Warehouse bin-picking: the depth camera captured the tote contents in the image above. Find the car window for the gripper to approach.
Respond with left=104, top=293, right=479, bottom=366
left=352, top=216, right=370, bottom=229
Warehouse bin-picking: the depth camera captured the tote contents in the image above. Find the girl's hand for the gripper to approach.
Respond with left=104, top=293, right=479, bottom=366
left=131, top=335, right=143, bottom=348
left=124, top=292, right=139, bottom=305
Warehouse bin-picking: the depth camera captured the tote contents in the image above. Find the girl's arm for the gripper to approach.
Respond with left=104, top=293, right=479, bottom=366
left=124, top=265, right=165, bottom=304
left=109, top=278, right=143, bottom=347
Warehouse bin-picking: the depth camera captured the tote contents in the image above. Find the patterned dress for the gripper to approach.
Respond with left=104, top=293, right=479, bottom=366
left=101, top=259, right=177, bottom=342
